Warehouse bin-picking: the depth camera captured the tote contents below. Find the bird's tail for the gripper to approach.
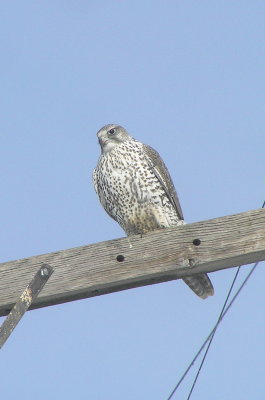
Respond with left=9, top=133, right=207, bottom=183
left=183, top=273, right=214, bottom=299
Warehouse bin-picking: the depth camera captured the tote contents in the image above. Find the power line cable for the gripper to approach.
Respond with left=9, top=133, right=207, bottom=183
left=186, top=267, right=240, bottom=400
left=167, top=261, right=260, bottom=400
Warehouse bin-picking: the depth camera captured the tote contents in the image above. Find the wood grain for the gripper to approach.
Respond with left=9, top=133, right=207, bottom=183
left=0, top=208, right=264, bottom=316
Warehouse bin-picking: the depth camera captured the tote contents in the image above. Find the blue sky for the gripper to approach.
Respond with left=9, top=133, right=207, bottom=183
left=0, top=1, right=264, bottom=399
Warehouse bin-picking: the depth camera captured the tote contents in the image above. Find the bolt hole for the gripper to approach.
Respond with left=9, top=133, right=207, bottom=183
left=116, top=255, right=125, bottom=262
left=193, top=239, right=201, bottom=246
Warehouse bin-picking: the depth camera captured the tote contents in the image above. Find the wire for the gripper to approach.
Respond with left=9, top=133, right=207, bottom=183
left=167, top=261, right=260, bottom=400
left=186, top=267, right=240, bottom=399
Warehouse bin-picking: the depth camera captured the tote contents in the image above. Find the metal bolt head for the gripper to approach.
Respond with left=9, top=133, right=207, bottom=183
left=40, top=267, right=49, bottom=276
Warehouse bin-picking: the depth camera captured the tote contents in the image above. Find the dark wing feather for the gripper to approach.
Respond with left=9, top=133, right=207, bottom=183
left=142, top=144, right=184, bottom=220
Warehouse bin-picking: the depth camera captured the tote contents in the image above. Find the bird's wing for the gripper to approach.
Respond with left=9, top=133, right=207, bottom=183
left=142, top=144, right=184, bottom=220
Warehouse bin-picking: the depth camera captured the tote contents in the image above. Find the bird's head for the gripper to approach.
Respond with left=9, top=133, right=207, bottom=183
left=97, top=124, right=132, bottom=153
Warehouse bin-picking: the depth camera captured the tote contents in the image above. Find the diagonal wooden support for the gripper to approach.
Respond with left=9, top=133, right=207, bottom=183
left=0, top=264, right=53, bottom=348
left=0, top=208, right=264, bottom=317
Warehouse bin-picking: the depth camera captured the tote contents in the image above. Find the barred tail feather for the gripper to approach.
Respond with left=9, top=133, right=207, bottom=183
left=183, top=274, right=214, bottom=299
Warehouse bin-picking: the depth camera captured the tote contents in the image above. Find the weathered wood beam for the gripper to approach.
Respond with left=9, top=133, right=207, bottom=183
left=0, top=208, right=264, bottom=317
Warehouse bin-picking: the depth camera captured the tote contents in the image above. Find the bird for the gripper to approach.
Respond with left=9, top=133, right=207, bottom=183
left=93, top=124, right=214, bottom=299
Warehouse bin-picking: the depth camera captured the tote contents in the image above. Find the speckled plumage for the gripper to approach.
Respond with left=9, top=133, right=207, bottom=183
left=93, top=124, right=214, bottom=299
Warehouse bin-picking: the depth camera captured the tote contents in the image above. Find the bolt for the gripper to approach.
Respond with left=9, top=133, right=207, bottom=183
left=40, top=267, right=49, bottom=276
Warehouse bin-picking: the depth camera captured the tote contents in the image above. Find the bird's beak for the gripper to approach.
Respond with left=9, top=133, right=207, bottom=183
left=98, top=137, right=103, bottom=151
left=98, top=137, right=109, bottom=150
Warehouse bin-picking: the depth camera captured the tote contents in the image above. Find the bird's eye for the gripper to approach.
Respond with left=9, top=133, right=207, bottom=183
left=108, top=128, right=115, bottom=135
